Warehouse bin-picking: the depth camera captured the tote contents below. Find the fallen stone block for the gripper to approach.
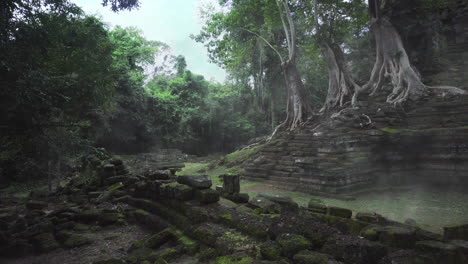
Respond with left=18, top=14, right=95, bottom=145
left=195, top=189, right=220, bottom=204
left=177, top=175, right=212, bottom=189
left=327, top=206, right=352, bottom=219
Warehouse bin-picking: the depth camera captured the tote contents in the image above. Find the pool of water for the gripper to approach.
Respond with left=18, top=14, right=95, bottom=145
left=244, top=184, right=468, bottom=233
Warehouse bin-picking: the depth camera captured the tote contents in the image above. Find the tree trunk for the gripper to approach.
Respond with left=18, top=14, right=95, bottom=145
left=279, top=59, right=313, bottom=131
left=320, top=42, right=360, bottom=111
left=270, top=0, right=312, bottom=136
left=270, top=95, right=276, bottom=130
left=353, top=0, right=465, bottom=105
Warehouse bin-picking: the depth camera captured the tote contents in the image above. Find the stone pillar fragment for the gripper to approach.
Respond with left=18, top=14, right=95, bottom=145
left=222, top=174, right=240, bottom=194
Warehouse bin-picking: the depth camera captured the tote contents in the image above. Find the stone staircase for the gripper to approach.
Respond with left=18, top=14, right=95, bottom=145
left=244, top=95, right=468, bottom=194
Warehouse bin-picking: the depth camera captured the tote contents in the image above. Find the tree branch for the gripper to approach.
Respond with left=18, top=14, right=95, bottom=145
left=239, top=28, right=284, bottom=65
left=282, top=0, right=296, bottom=60
left=276, top=0, right=292, bottom=58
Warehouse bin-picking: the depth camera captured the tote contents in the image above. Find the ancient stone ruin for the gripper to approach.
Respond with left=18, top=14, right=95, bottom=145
left=1, top=156, right=467, bottom=263
left=244, top=95, right=468, bottom=194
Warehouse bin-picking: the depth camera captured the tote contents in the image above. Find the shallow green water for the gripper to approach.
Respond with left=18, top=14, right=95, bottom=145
left=320, top=187, right=468, bottom=233
left=179, top=163, right=468, bottom=234
left=246, top=184, right=468, bottom=233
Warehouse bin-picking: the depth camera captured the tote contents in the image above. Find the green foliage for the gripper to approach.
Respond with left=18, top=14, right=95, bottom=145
left=0, top=0, right=118, bottom=181
left=109, top=26, right=164, bottom=95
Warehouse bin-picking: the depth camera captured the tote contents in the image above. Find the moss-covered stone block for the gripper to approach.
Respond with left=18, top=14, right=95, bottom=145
left=327, top=207, right=352, bottom=219
left=73, top=223, right=90, bottom=232
left=249, top=196, right=281, bottom=214
left=210, top=255, right=254, bottom=264
left=307, top=199, right=327, bottom=214
left=355, top=212, right=386, bottom=224
left=93, top=259, right=126, bottom=264
left=32, top=232, right=59, bottom=253
left=88, top=191, right=102, bottom=199
left=196, top=246, right=218, bottom=262
left=360, top=225, right=381, bottom=241
left=145, top=229, right=174, bottom=249
left=444, top=224, right=468, bottom=241
left=379, top=225, right=417, bottom=249
left=192, top=225, right=218, bottom=246
left=215, top=230, right=252, bottom=255
left=183, top=204, right=209, bottom=223
left=293, top=250, right=335, bottom=264
left=99, top=212, right=124, bottom=225
left=177, top=234, right=199, bottom=254
left=277, top=233, right=312, bottom=258
left=260, top=240, right=281, bottom=260
left=195, top=189, right=220, bottom=204
left=63, top=234, right=92, bottom=248
left=160, top=183, right=193, bottom=201
left=158, top=247, right=179, bottom=261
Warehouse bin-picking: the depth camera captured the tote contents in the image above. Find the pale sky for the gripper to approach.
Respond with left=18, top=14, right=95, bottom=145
left=72, top=0, right=226, bottom=83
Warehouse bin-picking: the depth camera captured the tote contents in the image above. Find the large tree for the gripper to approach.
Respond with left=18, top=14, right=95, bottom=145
left=311, top=0, right=367, bottom=112
left=353, top=0, right=466, bottom=105
left=272, top=0, right=313, bottom=132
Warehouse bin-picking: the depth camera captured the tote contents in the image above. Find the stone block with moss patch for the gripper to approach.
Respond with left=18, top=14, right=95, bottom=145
left=355, top=212, right=386, bottom=225
left=444, top=223, right=468, bottom=241
left=327, top=207, right=352, bottom=219
left=63, top=234, right=92, bottom=248
left=177, top=175, right=212, bottom=189
left=277, top=233, right=312, bottom=258
left=210, top=255, right=254, bottom=264
left=260, top=240, right=281, bottom=260
left=93, top=259, right=126, bottom=264
left=360, top=225, right=381, bottom=241
left=160, top=183, right=194, bottom=201
left=73, top=223, right=90, bottom=232
left=196, top=246, right=218, bottom=261
left=293, top=250, right=337, bottom=264
left=307, top=199, right=327, bottom=214
left=183, top=205, right=209, bottom=223
left=99, top=212, right=124, bottom=225
left=145, top=229, right=174, bottom=249
left=158, top=247, right=180, bottom=261
left=192, top=225, right=218, bottom=246
left=249, top=196, right=281, bottom=214
left=222, top=193, right=250, bottom=204
left=215, top=231, right=252, bottom=255
left=32, top=232, right=59, bottom=253
left=88, top=191, right=103, bottom=199
left=195, top=189, right=220, bottom=204
left=259, top=194, right=299, bottom=213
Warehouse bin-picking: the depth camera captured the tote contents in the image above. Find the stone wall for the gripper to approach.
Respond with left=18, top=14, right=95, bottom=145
left=386, top=0, right=468, bottom=90
left=244, top=95, right=468, bottom=194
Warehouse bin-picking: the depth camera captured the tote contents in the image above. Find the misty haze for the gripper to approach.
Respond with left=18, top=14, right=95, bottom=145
left=1, top=0, right=468, bottom=263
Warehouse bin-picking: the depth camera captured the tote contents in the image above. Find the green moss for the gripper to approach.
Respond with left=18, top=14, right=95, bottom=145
left=63, top=234, right=92, bottom=248
left=223, top=146, right=260, bottom=167
left=210, top=255, right=254, bottom=264
left=260, top=241, right=281, bottom=260
left=293, top=250, right=330, bottom=264
left=361, top=226, right=380, bottom=241
left=145, top=229, right=173, bottom=249
left=128, top=239, right=145, bottom=252
left=158, top=248, right=179, bottom=261
left=192, top=226, right=217, bottom=246
left=277, top=234, right=312, bottom=257
left=196, top=247, right=218, bottom=261
left=381, top=127, right=401, bottom=133
left=134, top=209, right=150, bottom=216
left=220, top=213, right=233, bottom=222
left=107, top=182, right=124, bottom=191
left=73, top=223, right=90, bottom=232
